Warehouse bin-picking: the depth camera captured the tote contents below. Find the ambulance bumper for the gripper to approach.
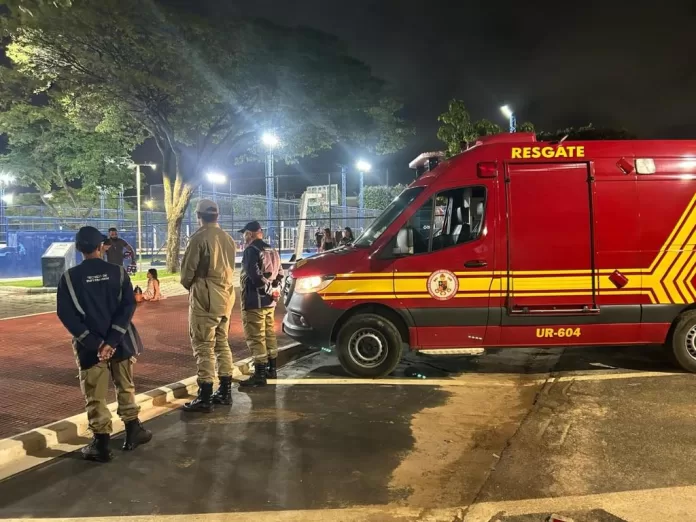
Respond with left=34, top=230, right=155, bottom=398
left=282, top=291, right=341, bottom=349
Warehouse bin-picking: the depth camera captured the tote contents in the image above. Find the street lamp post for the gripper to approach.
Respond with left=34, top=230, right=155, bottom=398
left=0, top=174, right=15, bottom=245
left=131, top=163, right=157, bottom=273
left=355, top=160, right=372, bottom=223
left=262, top=132, right=280, bottom=245
left=500, top=105, right=516, bottom=133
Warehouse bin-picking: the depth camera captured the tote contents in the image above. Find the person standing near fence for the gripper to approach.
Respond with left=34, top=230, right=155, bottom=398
left=180, top=199, right=237, bottom=412
left=56, top=226, right=151, bottom=462
left=105, top=228, right=136, bottom=269
left=239, top=221, right=284, bottom=388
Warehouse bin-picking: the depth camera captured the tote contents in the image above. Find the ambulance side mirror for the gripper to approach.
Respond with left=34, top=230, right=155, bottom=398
left=393, top=227, right=414, bottom=256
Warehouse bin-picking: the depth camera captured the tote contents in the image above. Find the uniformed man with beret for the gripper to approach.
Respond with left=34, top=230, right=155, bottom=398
left=180, top=199, right=237, bottom=412
left=56, top=226, right=152, bottom=462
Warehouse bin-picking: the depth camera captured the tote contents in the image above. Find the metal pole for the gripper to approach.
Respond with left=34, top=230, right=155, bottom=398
left=265, top=146, right=275, bottom=243
left=136, top=165, right=143, bottom=272
left=386, top=168, right=389, bottom=187
left=212, top=182, right=216, bottom=202
left=328, top=172, right=332, bottom=238
left=509, top=114, right=516, bottom=133
left=341, top=164, right=347, bottom=227
left=359, top=170, right=364, bottom=221
left=0, top=185, right=5, bottom=245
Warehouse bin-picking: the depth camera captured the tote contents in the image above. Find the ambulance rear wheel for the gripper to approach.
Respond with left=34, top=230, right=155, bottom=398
left=336, top=313, right=403, bottom=378
left=669, top=310, right=696, bottom=373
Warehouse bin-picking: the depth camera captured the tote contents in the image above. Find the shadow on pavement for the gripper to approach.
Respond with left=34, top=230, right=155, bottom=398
left=0, top=383, right=450, bottom=517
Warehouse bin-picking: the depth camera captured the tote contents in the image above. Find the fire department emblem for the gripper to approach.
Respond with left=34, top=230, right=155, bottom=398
left=427, top=269, right=459, bottom=301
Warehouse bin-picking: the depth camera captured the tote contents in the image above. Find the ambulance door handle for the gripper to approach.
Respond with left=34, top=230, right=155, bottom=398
left=464, top=260, right=487, bottom=268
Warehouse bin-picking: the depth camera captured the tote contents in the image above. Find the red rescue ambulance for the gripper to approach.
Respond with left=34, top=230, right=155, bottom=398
left=283, top=133, right=696, bottom=377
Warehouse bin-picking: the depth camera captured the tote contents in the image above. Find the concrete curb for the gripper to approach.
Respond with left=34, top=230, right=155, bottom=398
left=0, top=341, right=308, bottom=476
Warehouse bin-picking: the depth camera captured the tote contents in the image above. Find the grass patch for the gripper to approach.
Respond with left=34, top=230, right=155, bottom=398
left=0, top=270, right=176, bottom=288
left=0, top=279, right=44, bottom=288
left=130, top=270, right=175, bottom=282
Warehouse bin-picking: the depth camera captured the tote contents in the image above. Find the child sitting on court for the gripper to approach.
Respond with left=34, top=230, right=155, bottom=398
left=141, top=268, right=162, bottom=301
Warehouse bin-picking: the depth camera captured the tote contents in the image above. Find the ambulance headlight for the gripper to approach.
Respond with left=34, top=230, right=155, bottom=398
left=295, top=275, right=335, bottom=294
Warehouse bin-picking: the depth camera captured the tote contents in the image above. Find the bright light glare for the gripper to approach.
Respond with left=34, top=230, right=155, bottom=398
left=500, top=105, right=513, bottom=119
left=0, top=173, right=15, bottom=185
left=206, top=172, right=227, bottom=184
left=145, top=199, right=155, bottom=209
left=295, top=275, right=333, bottom=294
left=262, top=133, right=279, bottom=148
left=1, top=193, right=14, bottom=204
left=147, top=163, right=157, bottom=170
left=356, top=160, right=372, bottom=173
left=43, top=193, right=54, bottom=199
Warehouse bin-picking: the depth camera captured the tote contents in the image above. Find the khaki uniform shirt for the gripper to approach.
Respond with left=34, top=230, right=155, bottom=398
left=180, top=223, right=236, bottom=318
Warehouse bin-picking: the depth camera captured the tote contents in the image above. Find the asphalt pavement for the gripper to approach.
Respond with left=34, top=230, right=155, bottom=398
left=1, top=343, right=696, bottom=521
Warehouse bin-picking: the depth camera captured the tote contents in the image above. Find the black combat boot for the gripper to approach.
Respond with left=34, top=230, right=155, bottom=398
left=239, top=360, right=267, bottom=388
left=122, top=419, right=152, bottom=451
left=183, top=381, right=214, bottom=413
left=81, top=433, right=113, bottom=462
left=267, top=358, right=278, bottom=380
left=211, top=376, right=233, bottom=405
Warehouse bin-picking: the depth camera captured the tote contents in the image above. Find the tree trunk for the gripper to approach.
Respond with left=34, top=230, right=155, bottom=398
left=165, top=213, right=183, bottom=273
left=162, top=156, right=193, bottom=273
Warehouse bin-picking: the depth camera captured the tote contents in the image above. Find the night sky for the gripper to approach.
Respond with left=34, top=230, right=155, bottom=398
left=161, top=1, right=696, bottom=195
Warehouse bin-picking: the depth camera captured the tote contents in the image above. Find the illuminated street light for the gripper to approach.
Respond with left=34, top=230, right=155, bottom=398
left=1, top=193, right=14, bottom=204
left=43, top=193, right=54, bottom=200
left=206, top=172, right=227, bottom=184
left=355, top=160, right=372, bottom=220
left=206, top=171, right=227, bottom=203
left=145, top=199, right=155, bottom=209
left=262, top=132, right=279, bottom=148
left=356, top=160, right=372, bottom=173
left=500, top=105, right=516, bottom=133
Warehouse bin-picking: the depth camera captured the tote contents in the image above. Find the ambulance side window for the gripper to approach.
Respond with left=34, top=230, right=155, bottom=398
left=430, top=186, right=486, bottom=252
left=408, top=197, right=434, bottom=254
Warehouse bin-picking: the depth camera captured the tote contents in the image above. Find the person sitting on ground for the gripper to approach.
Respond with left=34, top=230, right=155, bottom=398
left=142, top=268, right=162, bottom=301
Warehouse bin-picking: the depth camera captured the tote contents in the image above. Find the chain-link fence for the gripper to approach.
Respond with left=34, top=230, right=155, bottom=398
left=0, top=192, right=382, bottom=277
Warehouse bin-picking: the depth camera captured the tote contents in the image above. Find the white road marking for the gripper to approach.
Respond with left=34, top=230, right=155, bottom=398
left=0, top=310, right=54, bottom=321
left=270, top=370, right=688, bottom=387
left=269, top=377, right=538, bottom=387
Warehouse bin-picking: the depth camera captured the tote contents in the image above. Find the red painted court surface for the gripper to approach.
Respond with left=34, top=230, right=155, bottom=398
left=0, top=292, right=289, bottom=439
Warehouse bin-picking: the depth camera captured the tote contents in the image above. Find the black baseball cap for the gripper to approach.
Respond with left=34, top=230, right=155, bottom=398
left=75, top=226, right=107, bottom=252
left=238, top=221, right=262, bottom=233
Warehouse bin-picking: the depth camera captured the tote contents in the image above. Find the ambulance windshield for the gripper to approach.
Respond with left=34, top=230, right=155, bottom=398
left=353, top=187, right=425, bottom=247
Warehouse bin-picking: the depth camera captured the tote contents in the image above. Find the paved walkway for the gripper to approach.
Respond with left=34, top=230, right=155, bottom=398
left=0, top=291, right=289, bottom=439
left=1, top=346, right=694, bottom=520
left=0, top=278, right=191, bottom=320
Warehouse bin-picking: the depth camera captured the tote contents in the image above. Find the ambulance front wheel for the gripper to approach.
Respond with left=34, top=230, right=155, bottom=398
left=336, top=313, right=403, bottom=378
left=669, top=310, right=696, bottom=373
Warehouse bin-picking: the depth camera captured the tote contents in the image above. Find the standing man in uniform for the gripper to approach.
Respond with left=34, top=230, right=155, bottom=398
left=180, top=199, right=237, bottom=412
left=56, top=226, right=152, bottom=462
left=239, top=221, right=284, bottom=388
left=105, top=227, right=136, bottom=268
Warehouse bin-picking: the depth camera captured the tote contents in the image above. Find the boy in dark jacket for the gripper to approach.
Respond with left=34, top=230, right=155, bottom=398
left=238, top=221, right=284, bottom=387
left=56, top=226, right=151, bottom=462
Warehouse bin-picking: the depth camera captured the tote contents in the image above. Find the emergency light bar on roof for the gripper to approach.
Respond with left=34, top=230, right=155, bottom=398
left=409, top=151, right=445, bottom=177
